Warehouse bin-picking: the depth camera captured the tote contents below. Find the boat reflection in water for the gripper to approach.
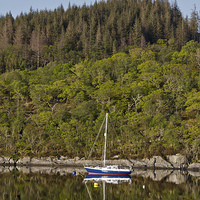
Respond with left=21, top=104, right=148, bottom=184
left=83, top=174, right=131, bottom=200
left=84, top=174, right=132, bottom=184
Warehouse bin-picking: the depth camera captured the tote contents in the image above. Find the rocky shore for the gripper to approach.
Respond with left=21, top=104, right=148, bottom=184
left=0, top=165, right=197, bottom=185
left=1, top=154, right=200, bottom=170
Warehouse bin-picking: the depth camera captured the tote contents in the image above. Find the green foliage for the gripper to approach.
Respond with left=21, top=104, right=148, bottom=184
left=185, top=90, right=200, bottom=115
left=1, top=38, right=200, bottom=161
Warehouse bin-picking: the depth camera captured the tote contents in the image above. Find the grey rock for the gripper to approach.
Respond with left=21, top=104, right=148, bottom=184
left=142, top=156, right=173, bottom=169
left=0, top=157, right=15, bottom=164
left=0, top=157, right=5, bottom=163
left=188, top=163, right=200, bottom=170
left=30, top=158, right=51, bottom=165
left=167, top=154, right=186, bottom=168
left=113, top=155, right=120, bottom=159
left=130, top=160, right=147, bottom=168
left=59, top=156, right=68, bottom=160
left=74, top=157, right=80, bottom=161
left=17, top=157, right=31, bottom=165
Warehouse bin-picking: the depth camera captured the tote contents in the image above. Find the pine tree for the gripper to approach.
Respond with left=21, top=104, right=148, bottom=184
left=189, top=6, right=199, bottom=41
left=0, top=15, right=14, bottom=49
left=13, top=26, right=24, bottom=46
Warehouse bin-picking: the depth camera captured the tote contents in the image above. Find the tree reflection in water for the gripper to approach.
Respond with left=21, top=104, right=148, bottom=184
left=0, top=167, right=200, bottom=200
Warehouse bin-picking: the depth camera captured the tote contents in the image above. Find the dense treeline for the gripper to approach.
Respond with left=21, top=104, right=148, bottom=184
left=0, top=0, right=200, bottom=74
left=1, top=39, right=200, bottom=162
left=1, top=0, right=200, bottom=162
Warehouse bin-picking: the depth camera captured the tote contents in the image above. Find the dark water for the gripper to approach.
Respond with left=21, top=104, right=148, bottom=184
left=1, top=166, right=200, bottom=200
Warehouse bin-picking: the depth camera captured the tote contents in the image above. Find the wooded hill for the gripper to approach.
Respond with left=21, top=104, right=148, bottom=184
left=0, top=0, right=199, bottom=73
left=0, top=0, right=200, bottom=162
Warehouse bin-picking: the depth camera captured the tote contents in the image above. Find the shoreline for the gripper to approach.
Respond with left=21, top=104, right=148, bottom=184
left=0, top=165, right=197, bottom=184
left=0, top=165, right=200, bottom=185
left=0, top=155, right=200, bottom=171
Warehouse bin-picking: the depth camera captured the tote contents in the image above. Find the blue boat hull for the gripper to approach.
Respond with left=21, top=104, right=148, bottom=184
left=84, top=167, right=131, bottom=175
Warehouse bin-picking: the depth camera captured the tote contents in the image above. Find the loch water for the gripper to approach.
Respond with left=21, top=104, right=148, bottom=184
left=1, top=166, right=200, bottom=200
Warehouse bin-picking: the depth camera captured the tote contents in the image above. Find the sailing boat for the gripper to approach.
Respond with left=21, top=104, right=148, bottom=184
left=84, top=113, right=131, bottom=175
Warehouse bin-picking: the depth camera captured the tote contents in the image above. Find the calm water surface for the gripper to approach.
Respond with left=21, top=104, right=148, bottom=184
left=0, top=166, right=200, bottom=200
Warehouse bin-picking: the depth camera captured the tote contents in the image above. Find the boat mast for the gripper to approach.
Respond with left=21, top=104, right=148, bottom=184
left=104, top=113, right=108, bottom=167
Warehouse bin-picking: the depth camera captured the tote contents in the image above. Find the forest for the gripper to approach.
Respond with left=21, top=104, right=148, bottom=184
left=0, top=0, right=200, bottom=162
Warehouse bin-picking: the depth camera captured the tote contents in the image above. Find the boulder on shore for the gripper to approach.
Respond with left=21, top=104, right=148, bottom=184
left=142, top=156, right=173, bottom=169
left=167, top=154, right=187, bottom=169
